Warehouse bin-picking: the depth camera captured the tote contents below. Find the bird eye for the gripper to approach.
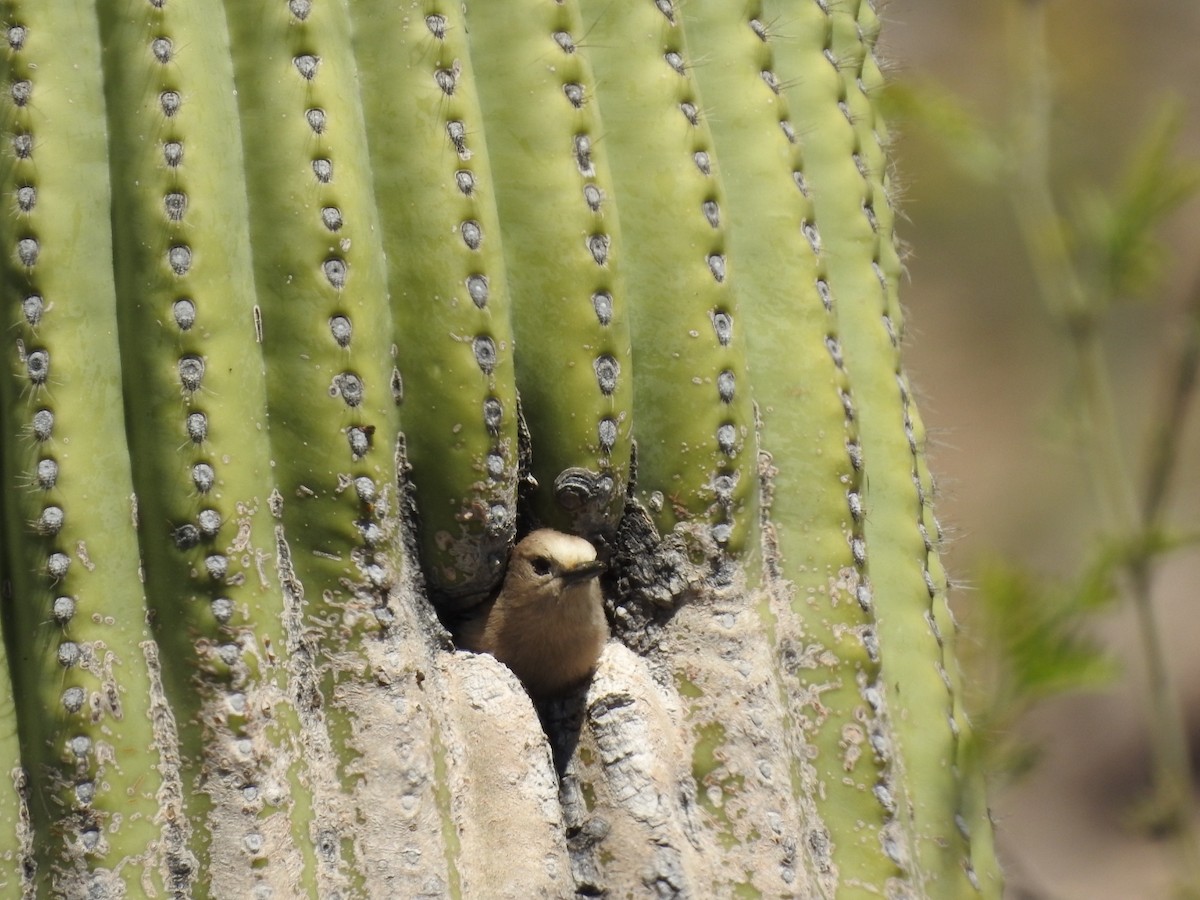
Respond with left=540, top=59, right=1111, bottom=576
left=530, top=556, right=553, bottom=576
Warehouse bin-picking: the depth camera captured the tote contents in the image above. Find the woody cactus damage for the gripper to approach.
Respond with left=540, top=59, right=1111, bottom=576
left=0, top=0, right=1000, bottom=897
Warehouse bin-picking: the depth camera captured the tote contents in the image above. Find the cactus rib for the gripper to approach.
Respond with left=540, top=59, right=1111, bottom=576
left=467, top=0, right=634, bottom=537
left=350, top=0, right=520, bottom=607
left=768, top=0, right=999, bottom=893
left=0, top=2, right=171, bottom=891
left=683, top=0, right=906, bottom=890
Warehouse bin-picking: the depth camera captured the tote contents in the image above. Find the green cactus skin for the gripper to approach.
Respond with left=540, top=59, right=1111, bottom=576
left=768, top=0, right=1000, bottom=894
left=222, top=0, right=420, bottom=893
left=466, top=0, right=635, bottom=538
left=225, top=0, right=403, bottom=627
left=0, top=2, right=1002, bottom=896
left=577, top=0, right=757, bottom=554
left=94, top=0, right=324, bottom=892
left=350, top=0, right=520, bottom=607
left=0, top=2, right=173, bottom=892
left=677, top=0, right=908, bottom=892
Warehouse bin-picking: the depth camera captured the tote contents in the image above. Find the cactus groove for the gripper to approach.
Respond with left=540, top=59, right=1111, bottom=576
left=0, top=1, right=1001, bottom=897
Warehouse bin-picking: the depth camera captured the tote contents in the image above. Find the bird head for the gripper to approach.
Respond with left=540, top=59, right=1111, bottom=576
left=502, top=529, right=606, bottom=607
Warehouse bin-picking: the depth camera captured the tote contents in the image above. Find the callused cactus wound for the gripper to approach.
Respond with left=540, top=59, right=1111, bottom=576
left=333, top=372, right=364, bottom=406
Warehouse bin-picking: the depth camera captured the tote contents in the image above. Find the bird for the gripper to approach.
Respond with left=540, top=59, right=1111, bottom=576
left=458, top=529, right=609, bottom=698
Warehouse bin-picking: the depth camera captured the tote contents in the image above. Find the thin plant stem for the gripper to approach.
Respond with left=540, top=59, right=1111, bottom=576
left=1130, top=274, right=1200, bottom=885
left=1007, top=0, right=1200, bottom=887
left=1007, top=2, right=1138, bottom=533
left=1142, top=276, right=1200, bottom=526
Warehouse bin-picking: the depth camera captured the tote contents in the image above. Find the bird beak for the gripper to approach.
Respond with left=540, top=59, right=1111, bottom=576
left=559, top=559, right=606, bottom=584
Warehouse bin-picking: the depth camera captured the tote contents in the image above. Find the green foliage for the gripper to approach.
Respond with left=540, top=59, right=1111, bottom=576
left=1070, top=103, right=1200, bottom=305
left=878, top=80, right=1005, bottom=182
left=965, top=559, right=1115, bottom=777
left=886, top=80, right=1200, bottom=315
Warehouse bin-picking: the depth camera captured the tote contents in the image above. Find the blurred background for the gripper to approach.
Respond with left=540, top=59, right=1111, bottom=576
left=877, top=1, right=1200, bottom=897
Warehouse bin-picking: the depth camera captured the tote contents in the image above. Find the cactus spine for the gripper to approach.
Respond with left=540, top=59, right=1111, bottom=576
left=0, top=1, right=1000, bottom=896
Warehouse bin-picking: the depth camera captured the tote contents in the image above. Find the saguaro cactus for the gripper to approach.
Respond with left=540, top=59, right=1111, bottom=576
left=0, top=0, right=1000, bottom=897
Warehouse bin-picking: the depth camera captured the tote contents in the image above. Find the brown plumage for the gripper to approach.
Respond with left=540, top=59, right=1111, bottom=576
left=458, top=529, right=608, bottom=698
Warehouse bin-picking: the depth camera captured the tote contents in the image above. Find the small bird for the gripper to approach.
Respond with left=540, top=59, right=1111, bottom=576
left=458, top=529, right=609, bottom=698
